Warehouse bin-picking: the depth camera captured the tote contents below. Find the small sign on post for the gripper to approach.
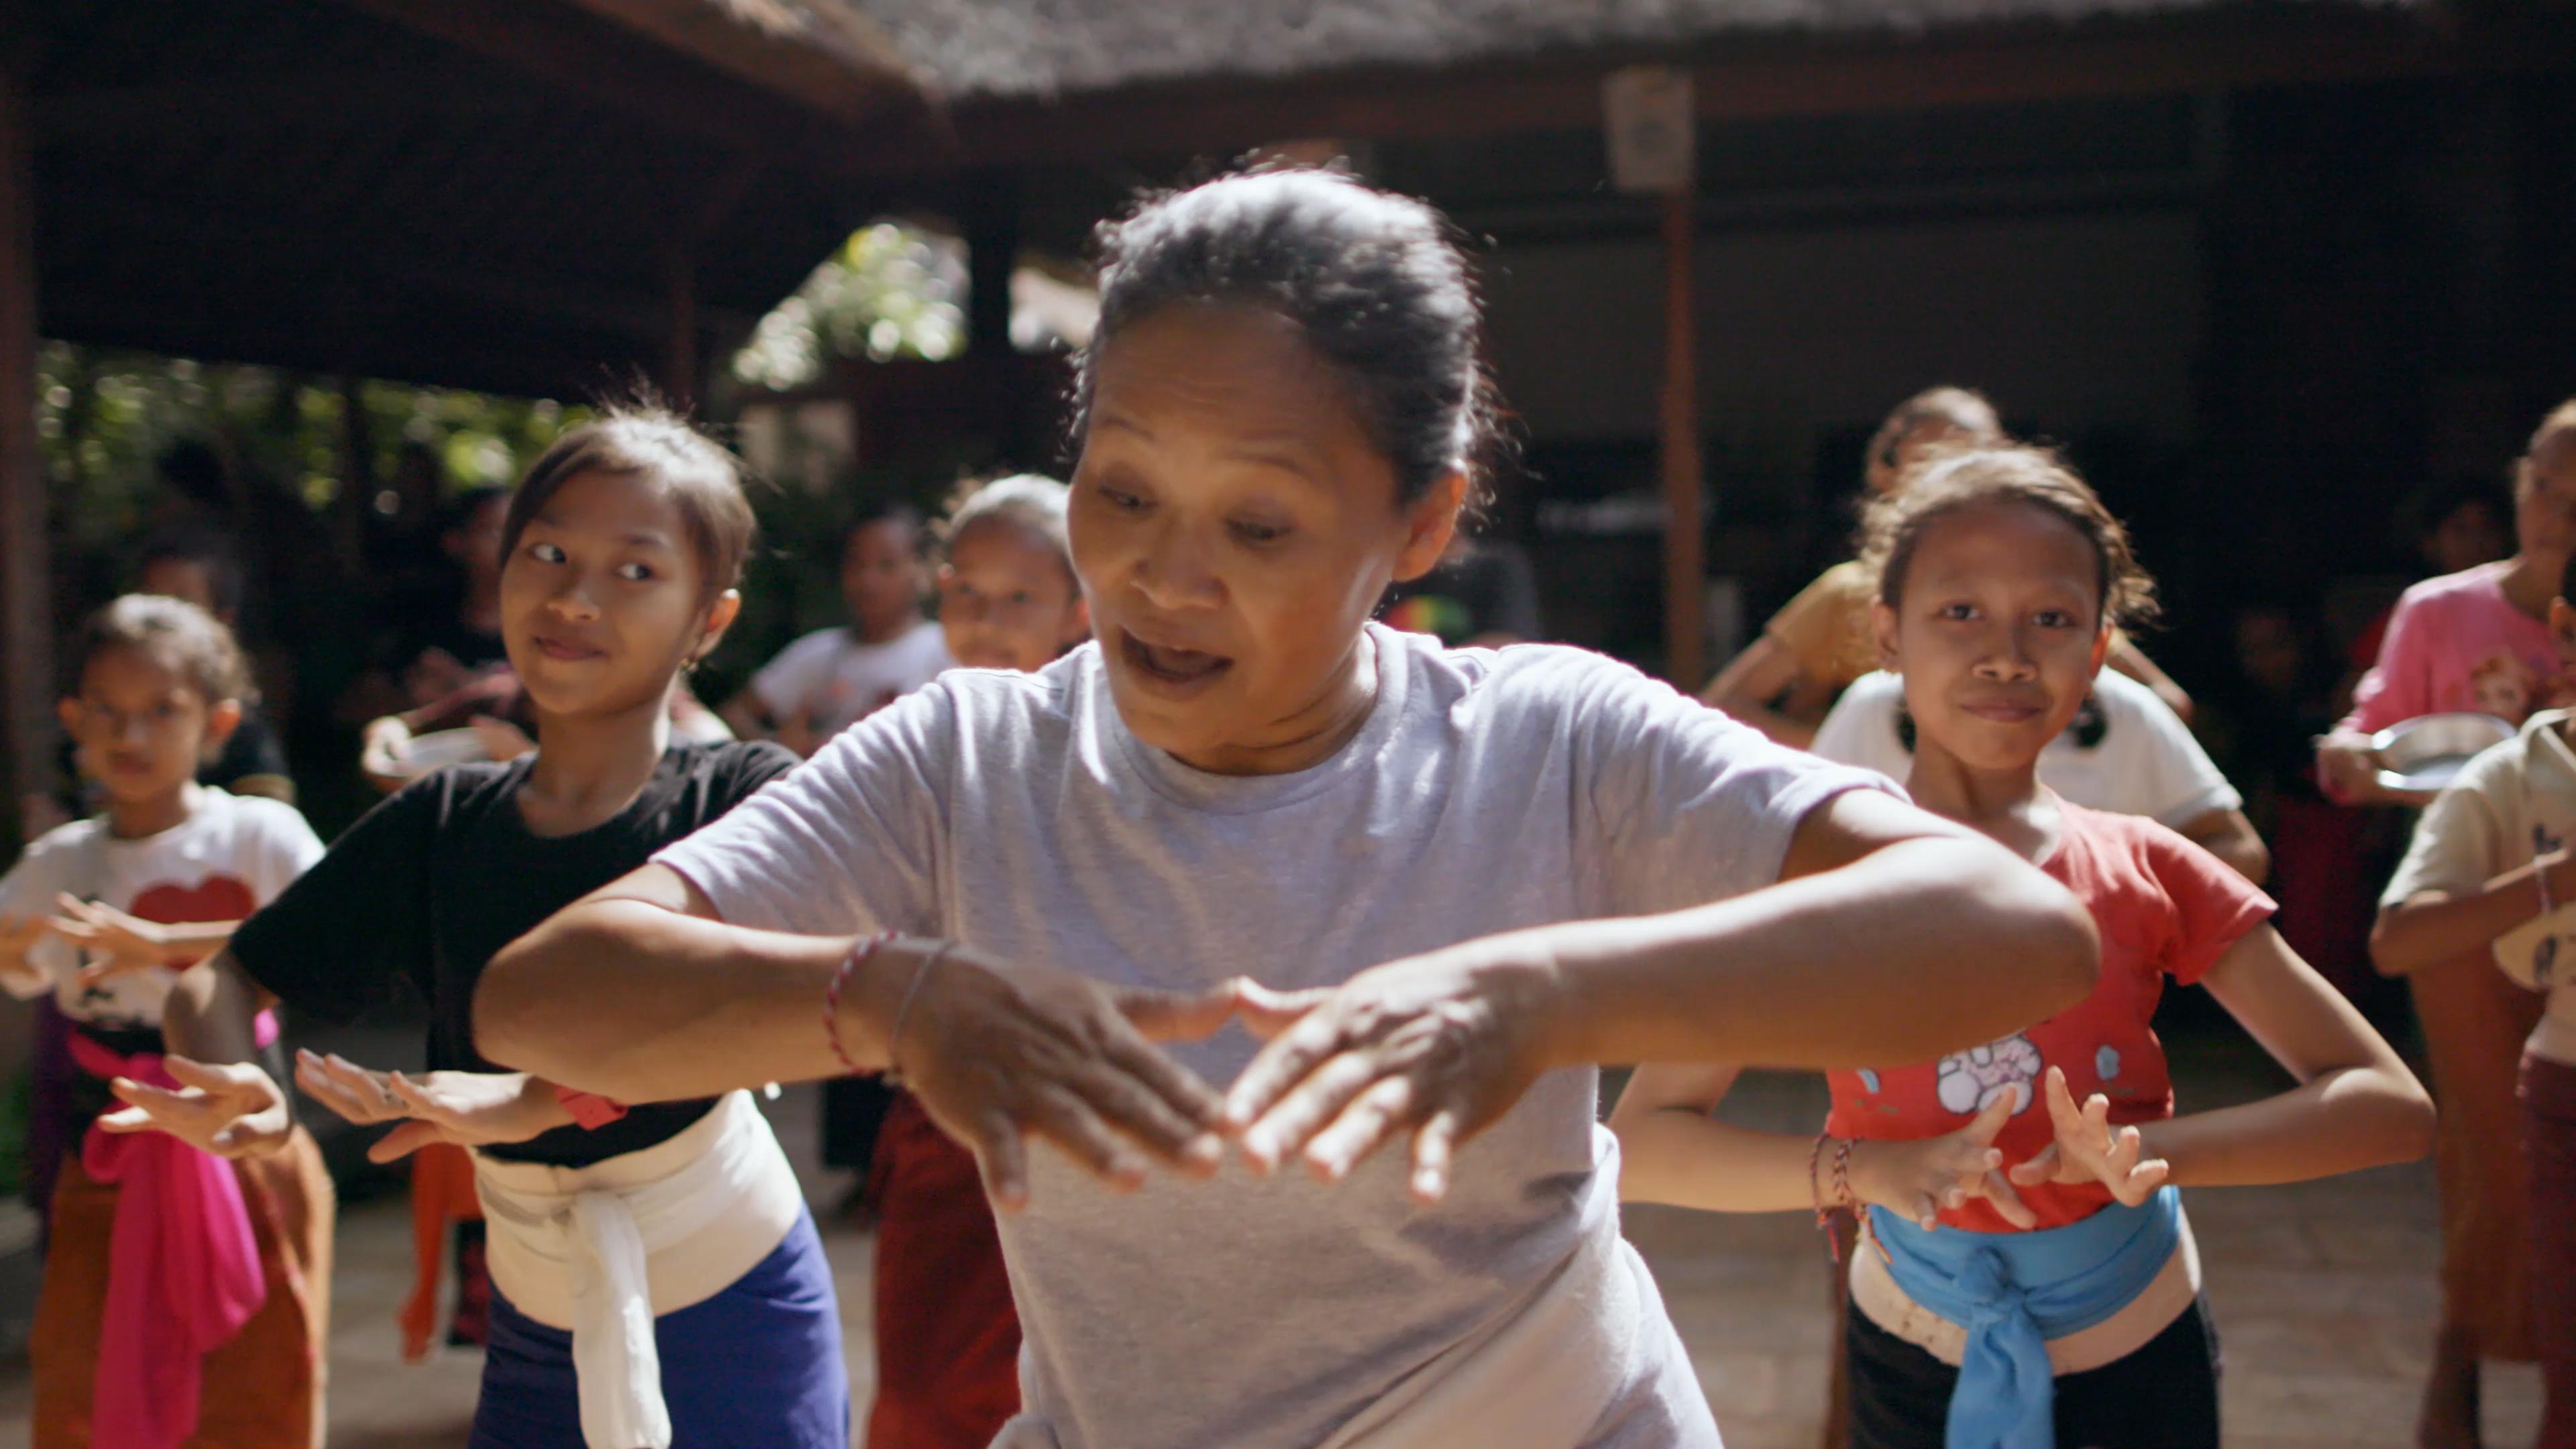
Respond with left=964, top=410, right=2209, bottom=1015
left=1604, top=66, right=1697, bottom=195
left=1607, top=64, right=1709, bottom=688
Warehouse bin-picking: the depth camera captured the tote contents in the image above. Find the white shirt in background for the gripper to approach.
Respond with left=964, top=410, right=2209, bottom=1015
left=1811, top=668, right=2241, bottom=827
left=748, top=619, right=951, bottom=739
left=0, top=786, right=323, bottom=1028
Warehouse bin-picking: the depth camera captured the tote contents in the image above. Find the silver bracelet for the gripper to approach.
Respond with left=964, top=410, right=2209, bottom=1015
left=884, top=940, right=951, bottom=1086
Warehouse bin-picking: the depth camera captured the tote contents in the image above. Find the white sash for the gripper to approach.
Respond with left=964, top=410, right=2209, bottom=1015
left=473, top=1091, right=804, bottom=1449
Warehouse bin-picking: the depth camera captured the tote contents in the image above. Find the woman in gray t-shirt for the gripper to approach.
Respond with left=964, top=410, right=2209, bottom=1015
left=479, top=171, right=2100, bottom=1449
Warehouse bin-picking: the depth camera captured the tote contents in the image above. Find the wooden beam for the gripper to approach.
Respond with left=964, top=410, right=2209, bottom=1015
left=557, top=0, right=919, bottom=126
left=665, top=247, right=700, bottom=410
left=908, top=8, right=2524, bottom=175
left=0, top=62, right=52, bottom=842
left=31, top=67, right=539, bottom=146
left=324, top=0, right=835, bottom=154
left=1658, top=188, right=1705, bottom=690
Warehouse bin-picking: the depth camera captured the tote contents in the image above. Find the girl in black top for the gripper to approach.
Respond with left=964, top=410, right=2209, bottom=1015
left=105, top=409, right=848, bottom=1449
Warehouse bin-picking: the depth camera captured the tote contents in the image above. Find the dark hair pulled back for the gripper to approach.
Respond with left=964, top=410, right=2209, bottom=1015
left=1075, top=168, right=1500, bottom=508
left=500, top=406, right=756, bottom=602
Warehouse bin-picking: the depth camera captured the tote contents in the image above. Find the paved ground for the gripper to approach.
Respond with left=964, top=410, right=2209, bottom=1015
left=0, top=1029, right=2542, bottom=1448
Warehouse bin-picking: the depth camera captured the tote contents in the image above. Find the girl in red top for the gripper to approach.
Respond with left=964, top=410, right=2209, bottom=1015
left=1613, top=445, right=2434, bottom=1448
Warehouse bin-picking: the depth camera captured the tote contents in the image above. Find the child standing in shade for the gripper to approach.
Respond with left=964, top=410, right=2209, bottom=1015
left=2, top=595, right=331, bottom=1448
left=2373, top=543, right=2576, bottom=1448
left=724, top=500, right=951, bottom=758
left=109, top=411, right=847, bottom=1449
left=1617, top=446, right=2432, bottom=1448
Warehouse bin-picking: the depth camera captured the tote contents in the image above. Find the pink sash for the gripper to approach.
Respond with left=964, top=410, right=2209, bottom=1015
left=66, top=1014, right=278, bottom=1449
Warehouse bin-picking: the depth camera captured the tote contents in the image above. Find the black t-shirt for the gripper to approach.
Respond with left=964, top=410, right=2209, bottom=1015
left=231, top=737, right=800, bottom=1167
left=204, top=706, right=289, bottom=794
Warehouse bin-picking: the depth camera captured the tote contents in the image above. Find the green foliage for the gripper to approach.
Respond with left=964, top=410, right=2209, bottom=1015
left=731, top=222, right=967, bottom=391
left=36, top=343, right=582, bottom=545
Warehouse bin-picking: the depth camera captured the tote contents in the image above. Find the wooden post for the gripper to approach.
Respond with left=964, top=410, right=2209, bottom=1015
left=335, top=374, right=374, bottom=576
left=0, top=63, right=52, bottom=843
left=665, top=246, right=699, bottom=409
left=1658, top=188, right=1706, bottom=690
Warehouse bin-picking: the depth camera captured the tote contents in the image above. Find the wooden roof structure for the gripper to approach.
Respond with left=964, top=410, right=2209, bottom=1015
left=12, top=0, right=930, bottom=397
left=0, top=0, right=934, bottom=819
left=1, top=0, right=2548, bottom=805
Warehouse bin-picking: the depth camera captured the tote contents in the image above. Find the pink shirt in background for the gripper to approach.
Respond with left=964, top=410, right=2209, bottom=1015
left=2343, top=560, right=2575, bottom=735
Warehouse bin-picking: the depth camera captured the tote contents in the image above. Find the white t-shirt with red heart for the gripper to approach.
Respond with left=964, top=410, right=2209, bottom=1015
left=0, top=784, right=322, bottom=1028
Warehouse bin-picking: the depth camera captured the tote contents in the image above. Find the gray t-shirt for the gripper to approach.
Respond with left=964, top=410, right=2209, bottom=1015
left=658, top=624, right=1884, bottom=1449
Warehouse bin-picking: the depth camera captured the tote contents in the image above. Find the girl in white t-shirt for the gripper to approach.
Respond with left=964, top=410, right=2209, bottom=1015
left=722, top=501, right=952, bottom=757
left=2375, top=545, right=2576, bottom=1447
left=0, top=594, right=330, bottom=1448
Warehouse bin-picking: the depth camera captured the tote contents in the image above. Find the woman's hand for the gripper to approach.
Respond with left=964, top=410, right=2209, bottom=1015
left=1844, top=1093, right=2036, bottom=1230
left=98, top=1057, right=294, bottom=1158
left=1222, top=939, right=1564, bottom=1205
left=51, top=895, right=174, bottom=987
left=2006, top=1067, right=2171, bottom=1206
left=885, top=947, right=1239, bottom=1210
left=293, top=1050, right=571, bottom=1164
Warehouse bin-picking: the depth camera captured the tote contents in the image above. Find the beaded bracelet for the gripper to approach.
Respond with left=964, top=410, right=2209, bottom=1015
left=824, top=932, right=896, bottom=1075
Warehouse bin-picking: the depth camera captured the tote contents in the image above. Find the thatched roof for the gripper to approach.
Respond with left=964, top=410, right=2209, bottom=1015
left=858, top=0, right=2424, bottom=104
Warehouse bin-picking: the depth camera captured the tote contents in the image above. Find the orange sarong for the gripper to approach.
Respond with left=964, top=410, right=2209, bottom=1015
left=2416, top=953, right=2544, bottom=1362
left=32, top=1126, right=333, bottom=1448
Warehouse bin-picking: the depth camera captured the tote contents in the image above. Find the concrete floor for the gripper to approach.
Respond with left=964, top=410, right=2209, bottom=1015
left=0, top=1038, right=2543, bottom=1448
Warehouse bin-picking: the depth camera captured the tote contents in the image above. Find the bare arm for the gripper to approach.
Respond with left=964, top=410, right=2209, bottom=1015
left=2108, top=637, right=2194, bottom=725
left=1224, top=788, right=2100, bottom=1199
left=160, top=951, right=277, bottom=1066
left=2371, top=851, right=2575, bottom=977
left=478, top=864, right=1239, bottom=1208
left=1608, top=1063, right=1816, bottom=1211
left=2133, top=925, right=2432, bottom=1183
left=2174, top=808, right=2271, bottom=885
left=1609, top=1061, right=2034, bottom=1227
left=1697, top=637, right=1826, bottom=750
left=1543, top=790, right=2098, bottom=1070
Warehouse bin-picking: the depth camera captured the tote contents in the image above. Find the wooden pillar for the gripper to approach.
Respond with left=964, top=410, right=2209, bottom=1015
left=334, top=374, right=374, bottom=576
left=1658, top=189, right=1706, bottom=690
left=964, top=172, right=1020, bottom=358
left=665, top=247, right=700, bottom=410
left=0, top=63, right=51, bottom=842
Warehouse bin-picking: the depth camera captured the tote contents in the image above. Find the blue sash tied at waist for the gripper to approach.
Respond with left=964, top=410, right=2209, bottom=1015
left=1866, top=1184, right=2182, bottom=1449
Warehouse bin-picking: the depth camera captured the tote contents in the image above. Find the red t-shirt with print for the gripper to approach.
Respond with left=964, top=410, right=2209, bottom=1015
left=1823, top=801, right=2275, bottom=1232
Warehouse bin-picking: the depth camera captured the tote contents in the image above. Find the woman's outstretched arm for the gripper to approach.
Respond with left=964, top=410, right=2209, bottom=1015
left=476, top=864, right=1241, bottom=1208
left=1224, top=788, right=2098, bottom=1199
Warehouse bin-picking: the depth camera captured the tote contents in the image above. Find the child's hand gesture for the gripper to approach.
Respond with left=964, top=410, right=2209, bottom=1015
left=98, top=1057, right=294, bottom=1158
left=50, top=895, right=172, bottom=986
left=0, top=912, right=55, bottom=992
left=1846, top=1091, right=2038, bottom=1231
left=294, top=1049, right=570, bottom=1163
left=2007, top=1067, right=2171, bottom=1206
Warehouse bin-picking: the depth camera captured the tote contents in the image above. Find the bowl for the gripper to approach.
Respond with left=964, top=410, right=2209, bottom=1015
left=392, top=727, right=491, bottom=779
left=2371, top=712, right=2515, bottom=794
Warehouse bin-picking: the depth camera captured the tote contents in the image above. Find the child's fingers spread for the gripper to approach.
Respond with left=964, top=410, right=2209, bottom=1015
left=2007, top=1144, right=2061, bottom=1186
left=368, top=1120, right=449, bottom=1164
left=1964, top=1091, right=2016, bottom=1144
left=97, top=1106, right=157, bottom=1134
left=1982, top=1171, right=2037, bottom=1230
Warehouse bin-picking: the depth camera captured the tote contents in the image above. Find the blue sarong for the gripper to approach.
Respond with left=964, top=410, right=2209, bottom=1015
left=468, top=1205, right=849, bottom=1448
left=1867, top=1185, right=2182, bottom=1449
